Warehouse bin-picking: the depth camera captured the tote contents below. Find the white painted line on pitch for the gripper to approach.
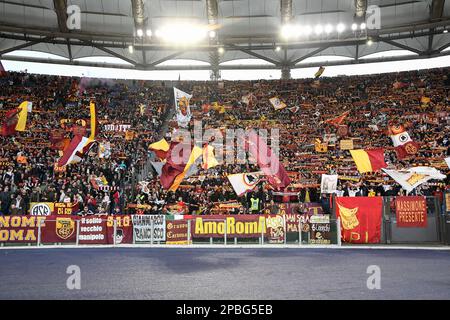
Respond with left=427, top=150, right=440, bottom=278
left=0, top=244, right=449, bottom=250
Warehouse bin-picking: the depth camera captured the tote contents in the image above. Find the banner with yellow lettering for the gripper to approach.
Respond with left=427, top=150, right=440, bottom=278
left=336, top=197, right=382, bottom=243
left=191, top=214, right=284, bottom=240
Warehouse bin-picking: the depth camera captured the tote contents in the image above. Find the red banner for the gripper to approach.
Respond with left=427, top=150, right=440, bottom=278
left=0, top=216, right=44, bottom=243
left=41, top=216, right=77, bottom=243
left=336, top=197, right=382, bottom=243
left=395, top=196, right=427, bottom=228
left=166, top=220, right=191, bottom=244
left=105, top=215, right=133, bottom=244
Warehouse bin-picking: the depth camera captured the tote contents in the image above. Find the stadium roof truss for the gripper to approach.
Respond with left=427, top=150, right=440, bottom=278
left=0, top=0, right=449, bottom=78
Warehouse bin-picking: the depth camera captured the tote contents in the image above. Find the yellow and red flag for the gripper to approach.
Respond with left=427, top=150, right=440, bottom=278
left=349, top=148, right=387, bottom=173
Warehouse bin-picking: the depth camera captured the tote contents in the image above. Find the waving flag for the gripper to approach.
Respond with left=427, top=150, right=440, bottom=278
left=382, top=167, right=446, bottom=194
left=269, top=97, right=287, bottom=110
left=242, top=93, right=256, bottom=106
left=168, top=146, right=203, bottom=192
left=246, top=130, right=291, bottom=189
left=350, top=149, right=387, bottom=174
left=325, top=111, right=349, bottom=127
left=314, top=66, right=325, bottom=78
left=174, top=87, right=192, bottom=127
left=227, top=172, right=261, bottom=196
left=15, top=101, right=31, bottom=132
left=1, top=101, right=32, bottom=136
left=202, top=144, right=219, bottom=170
left=0, top=61, right=7, bottom=77
left=445, top=157, right=450, bottom=168
left=58, top=102, right=98, bottom=166
left=149, top=138, right=170, bottom=160
left=388, top=125, right=419, bottom=159
left=160, top=141, right=190, bottom=190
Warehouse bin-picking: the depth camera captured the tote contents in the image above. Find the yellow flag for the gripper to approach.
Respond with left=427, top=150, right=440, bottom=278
left=149, top=138, right=170, bottom=151
left=15, top=101, right=31, bottom=132
left=202, top=144, right=219, bottom=170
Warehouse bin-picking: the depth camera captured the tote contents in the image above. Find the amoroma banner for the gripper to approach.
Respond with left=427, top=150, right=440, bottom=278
left=335, top=197, right=382, bottom=244
left=191, top=215, right=289, bottom=239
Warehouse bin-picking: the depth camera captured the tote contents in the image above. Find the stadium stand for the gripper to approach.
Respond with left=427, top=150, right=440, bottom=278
left=0, top=68, right=448, bottom=216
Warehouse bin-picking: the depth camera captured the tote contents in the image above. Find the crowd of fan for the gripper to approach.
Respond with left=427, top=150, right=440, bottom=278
left=0, top=67, right=449, bottom=216
left=0, top=73, right=168, bottom=215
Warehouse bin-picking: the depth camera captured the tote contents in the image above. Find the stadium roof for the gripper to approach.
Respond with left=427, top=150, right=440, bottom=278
left=0, top=0, right=449, bottom=79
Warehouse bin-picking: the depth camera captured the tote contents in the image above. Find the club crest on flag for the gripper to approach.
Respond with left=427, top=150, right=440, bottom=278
left=56, top=218, right=75, bottom=240
left=243, top=173, right=260, bottom=187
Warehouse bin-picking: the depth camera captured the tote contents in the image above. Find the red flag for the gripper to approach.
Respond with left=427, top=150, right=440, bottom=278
left=246, top=130, right=291, bottom=189
left=395, top=141, right=420, bottom=160
left=1, top=109, right=19, bottom=136
left=0, top=61, right=7, bottom=77
left=336, top=197, right=382, bottom=244
left=160, top=142, right=189, bottom=189
left=325, top=111, right=349, bottom=127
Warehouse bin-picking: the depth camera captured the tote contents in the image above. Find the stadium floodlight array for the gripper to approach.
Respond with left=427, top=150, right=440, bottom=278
left=280, top=22, right=368, bottom=40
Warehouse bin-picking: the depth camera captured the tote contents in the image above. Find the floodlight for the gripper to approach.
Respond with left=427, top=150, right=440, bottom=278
left=325, top=24, right=333, bottom=34
left=314, top=25, right=323, bottom=35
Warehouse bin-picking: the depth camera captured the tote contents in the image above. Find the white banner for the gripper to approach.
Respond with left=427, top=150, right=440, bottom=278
left=321, top=174, right=338, bottom=194
left=132, top=215, right=166, bottom=242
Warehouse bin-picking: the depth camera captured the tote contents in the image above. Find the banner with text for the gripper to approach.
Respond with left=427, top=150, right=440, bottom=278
left=395, top=196, right=427, bottom=228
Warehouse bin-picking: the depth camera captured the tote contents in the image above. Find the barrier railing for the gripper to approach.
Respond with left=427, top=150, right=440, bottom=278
left=0, top=215, right=342, bottom=247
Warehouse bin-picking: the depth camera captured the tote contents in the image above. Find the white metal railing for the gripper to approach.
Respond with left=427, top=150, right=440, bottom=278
left=2, top=216, right=341, bottom=247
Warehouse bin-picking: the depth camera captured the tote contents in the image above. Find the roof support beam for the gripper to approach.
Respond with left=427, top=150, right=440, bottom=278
left=378, top=38, right=423, bottom=55
left=4, top=49, right=450, bottom=71
left=291, top=46, right=330, bottom=65
left=280, top=0, right=293, bottom=24
left=80, top=40, right=138, bottom=66
left=227, top=44, right=280, bottom=65
left=67, top=39, right=72, bottom=61
left=437, top=41, right=450, bottom=52
left=146, top=52, right=184, bottom=68
left=0, top=37, right=53, bottom=56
